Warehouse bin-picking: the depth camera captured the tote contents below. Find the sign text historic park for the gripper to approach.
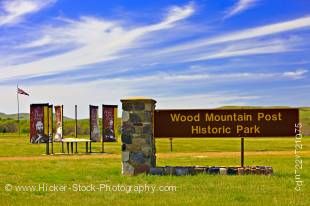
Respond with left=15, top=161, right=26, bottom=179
left=154, top=109, right=299, bottom=138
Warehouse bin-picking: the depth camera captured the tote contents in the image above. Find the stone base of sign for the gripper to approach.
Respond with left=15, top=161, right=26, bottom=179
left=121, top=97, right=157, bottom=176
left=149, top=166, right=273, bottom=176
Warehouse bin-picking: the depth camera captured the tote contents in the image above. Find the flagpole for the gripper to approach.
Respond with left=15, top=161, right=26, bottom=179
left=17, top=84, right=20, bottom=137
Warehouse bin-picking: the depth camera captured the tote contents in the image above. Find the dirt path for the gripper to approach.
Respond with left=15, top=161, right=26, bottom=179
left=0, top=151, right=309, bottom=161
left=158, top=151, right=310, bottom=158
left=0, top=153, right=119, bottom=161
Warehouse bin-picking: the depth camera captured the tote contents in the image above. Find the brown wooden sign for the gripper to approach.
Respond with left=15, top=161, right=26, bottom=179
left=154, top=109, right=299, bottom=138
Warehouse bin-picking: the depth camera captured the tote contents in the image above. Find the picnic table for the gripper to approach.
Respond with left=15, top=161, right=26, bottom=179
left=60, top=138, right=92, bottom=154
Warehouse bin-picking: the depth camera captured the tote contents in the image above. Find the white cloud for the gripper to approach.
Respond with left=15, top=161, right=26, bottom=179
left=162, top=3, right=194, bottom=25
left=66, top=69, right=306, bottom=86
left=158, top=16, right=310, bottom=54
left=147, top=37, right=299, bottom=64
left=20, top=36, right=53, bottom=48
left=283, top=69, right=308, bottom=79
left=0, top=0, right=56, bottom=26
left=224, top=0, right=258, bottom=19
left=157, top=93, right=260, bottom=109
left=187, top=41, right=290, bottom=62
left=0, top=4, right=194, bottom=81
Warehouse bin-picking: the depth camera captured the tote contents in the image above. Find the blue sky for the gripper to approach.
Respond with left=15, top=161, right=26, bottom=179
left=0, top=0, right=310, bottom=118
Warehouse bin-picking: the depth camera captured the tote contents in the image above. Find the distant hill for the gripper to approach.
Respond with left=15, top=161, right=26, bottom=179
left=0, top=113, right=29, bottom=120
left=0, top=113, right=72, bottom=120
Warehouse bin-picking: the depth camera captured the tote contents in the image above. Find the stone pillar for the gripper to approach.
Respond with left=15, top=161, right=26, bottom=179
left=121, top=97, right=156, bottom=175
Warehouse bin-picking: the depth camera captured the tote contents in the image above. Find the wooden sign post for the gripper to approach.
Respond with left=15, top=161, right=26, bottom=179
left=241, top=138, right=244, bottom=167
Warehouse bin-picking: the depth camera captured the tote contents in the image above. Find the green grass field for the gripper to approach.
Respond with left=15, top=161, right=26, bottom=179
left=0, top=134, right=309, bottom=206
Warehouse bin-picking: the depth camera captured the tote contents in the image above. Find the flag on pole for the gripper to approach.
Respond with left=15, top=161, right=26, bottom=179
left=16, top=85, right=29, bottom=137
left=17, top=88, right=29, bottom=96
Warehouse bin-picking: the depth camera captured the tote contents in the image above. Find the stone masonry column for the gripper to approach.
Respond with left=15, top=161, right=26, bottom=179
left=121, top=97, right=156, bottom=175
